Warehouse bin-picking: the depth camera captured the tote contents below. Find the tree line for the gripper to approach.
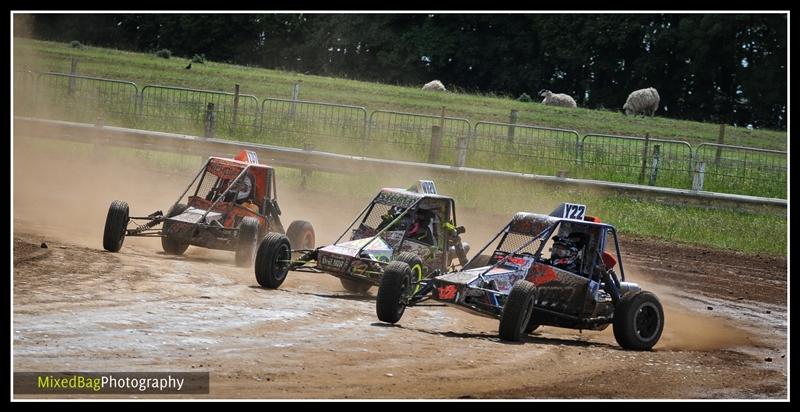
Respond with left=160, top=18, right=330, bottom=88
left=16, top=13, right=787, bottom=129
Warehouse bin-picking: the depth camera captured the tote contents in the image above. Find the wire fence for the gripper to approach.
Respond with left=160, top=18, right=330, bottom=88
left=30, top=72, right=139, bottom=126
left=471, top=122, right=580, bottom=175
left=580, top=134, right=695, bottom=189
left=693, top=143, right=787, bottom=198
left=140, top=85, right=260, bottom=139
left=367, top=110, right=471, bottom=164
left=259, top=98, right=367, bottom=152
left=12, top=71, right=788, bottom=199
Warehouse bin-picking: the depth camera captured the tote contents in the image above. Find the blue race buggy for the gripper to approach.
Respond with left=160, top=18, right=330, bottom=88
left=375, top=203, right=664, bottom=351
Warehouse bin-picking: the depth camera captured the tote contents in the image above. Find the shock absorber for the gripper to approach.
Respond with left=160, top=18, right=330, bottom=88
left=127, top=211, right=164, bottom=235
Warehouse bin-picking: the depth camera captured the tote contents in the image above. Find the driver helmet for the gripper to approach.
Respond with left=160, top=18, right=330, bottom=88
left=408, top=209, right=433, bottom=237
left=234, top=174, right=253, bottom=202
left=551, top=235, right=579, bottom=262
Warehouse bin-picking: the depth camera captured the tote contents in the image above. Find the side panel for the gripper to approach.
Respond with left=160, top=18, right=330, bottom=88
left=526, top=262, right=591, bottom=316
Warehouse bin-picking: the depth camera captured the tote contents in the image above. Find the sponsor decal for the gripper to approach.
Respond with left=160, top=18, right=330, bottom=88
left=437, top=284, right=457, bottom=300
left=375, top=191, right=417, bottom=208
left=529, top=265, right=558, bottom=285
left=320, top=254, right=347, bottom=271
left=206, top=162, right=242, bottom=180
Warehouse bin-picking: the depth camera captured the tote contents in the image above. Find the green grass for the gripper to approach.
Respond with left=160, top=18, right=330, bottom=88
left=14, top=38, right=786, bottom=149
left=12, top=38, right=787, bottom=199
left=16, top=136, right=787, bottom=256
left=278, top=166, right=788, bottom=256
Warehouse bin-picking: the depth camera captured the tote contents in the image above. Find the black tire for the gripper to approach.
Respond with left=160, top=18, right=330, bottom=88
left=613, top=290, right=664, bottom=351
left=161, top=203, right=189, bottom=255
left=499, top=280, right=537, bottom=342
left=340, top=278, right=372, bottom=294
left=286, top=220, right=315, bottom=250
left=103, top=200, right=129, bottom=252
left=393, top=252, right=424, bottom=296
left=254, top=232, right=292, bottom=288
left=524, top=318, right=541, bottom=334
left=235, top=216, right=261, bottom=267
left=376, top=261, right=413, bottom=324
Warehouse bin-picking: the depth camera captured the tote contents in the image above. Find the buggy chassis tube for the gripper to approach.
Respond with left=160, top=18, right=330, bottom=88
left=166, top=157, right=211, bottom=218
left=474, top=225, right=553, bottom=280
left=354, top=198, right=423, bottom=258
left=200, top=164, right=254, bottom=224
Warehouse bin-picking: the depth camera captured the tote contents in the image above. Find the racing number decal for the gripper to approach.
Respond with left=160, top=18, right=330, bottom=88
left=563, top=203, right=586, bottom=220
left=418, top=180, right=438, bottom=194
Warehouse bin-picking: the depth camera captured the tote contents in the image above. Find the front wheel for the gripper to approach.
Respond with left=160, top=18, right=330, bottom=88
left=499, top=280, right=537, bottom=342
left=103, top=200, right=129, bottom=252
left=235, top=216, right=260, bottom=267
left=376, top=261, right=413, bottom=324
left=613, top=290, right=664, bottom=351
left=254, top=233, right=292, bottom=288
left=393, top=252, right=424, bottom=297
left=286, top=220, right=315, bottom=250
left=161, top=203, right=189, bottom=255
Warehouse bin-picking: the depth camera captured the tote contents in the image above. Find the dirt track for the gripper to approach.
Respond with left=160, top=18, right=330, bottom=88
left=12, top=136, right=788, bottom=399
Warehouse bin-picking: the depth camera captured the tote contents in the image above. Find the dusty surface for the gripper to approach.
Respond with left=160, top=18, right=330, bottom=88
left=12, top=135, right=788, bottom=399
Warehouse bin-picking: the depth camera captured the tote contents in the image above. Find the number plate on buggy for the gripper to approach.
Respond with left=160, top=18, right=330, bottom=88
left=320, top=254, right=347, bottom=271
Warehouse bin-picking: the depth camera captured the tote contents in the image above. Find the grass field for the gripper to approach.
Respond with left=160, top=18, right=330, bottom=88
left=12, top=37, right=789, bottom=254
left=15, top=136, right=787, bottom=257
left=14, top=38, right=787, bottom=150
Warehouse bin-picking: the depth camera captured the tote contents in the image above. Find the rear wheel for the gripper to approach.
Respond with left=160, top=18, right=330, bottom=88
left=235, top=216, right=260, bottom=267
left=286, top=220, right=315, bottom=250
left=613, top=290, right=664, bottom=351
left=376, top=261, right=413, bottom=324
left=254, top=233, right=292, bottom=288
left=340, top=278, right=372, bottom=294
left=499, top=280, right=537, bottom=342
left=393, top=252, right=424, bottom=297
left=103, top=200, right=129, bottom=252
left=161, top=203, right=189, bottom=255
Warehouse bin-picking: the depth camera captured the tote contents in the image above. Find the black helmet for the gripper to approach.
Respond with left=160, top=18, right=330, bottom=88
left=551, top=236, right=579, bottom=260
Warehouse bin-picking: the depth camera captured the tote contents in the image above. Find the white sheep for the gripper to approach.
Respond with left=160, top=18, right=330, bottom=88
left=623, top=87, right=660, bottom=116
left=538, top=89, right=577, bottom=108
left=422, top=80, right=447, bottom=92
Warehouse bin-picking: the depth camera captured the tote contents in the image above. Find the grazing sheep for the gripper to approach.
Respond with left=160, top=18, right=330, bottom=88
left=422, top=80, right=447, bottom=92
left=623, top=87, right=660, bottom=116
left=538, top=89, right=577, bottom=108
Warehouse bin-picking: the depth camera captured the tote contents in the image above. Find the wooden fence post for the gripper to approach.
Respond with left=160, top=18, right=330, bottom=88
left=638, top=133, right=650, bottom=184
left=692, top=161, right=706, bottom=191
left=68, top=58, right=78, bottom=95
left=429, top=125, right=442, bottom=164
left=507, top=109, right=518, bottom=141
left=232, top=83, right=240, bottom=128
left=455, top=135, right=468, bottom=167
left=715, top=123, right=725, bottom=166
left=204, top=102, right=216, bottom=138
left=648, top=144, right=661, bottom=186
